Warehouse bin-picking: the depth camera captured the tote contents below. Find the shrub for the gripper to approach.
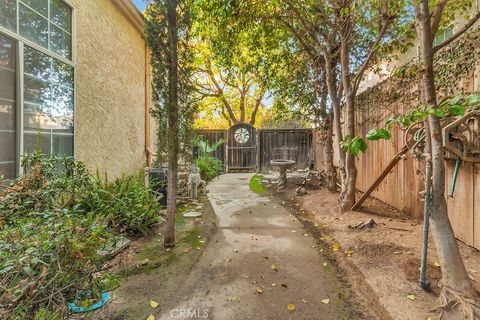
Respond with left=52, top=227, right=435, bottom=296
left=0, top=152, right=162, bottom=319
left=196, top=156, right=223, bottom=182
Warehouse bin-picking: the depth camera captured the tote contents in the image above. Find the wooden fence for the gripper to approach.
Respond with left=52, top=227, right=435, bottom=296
left=313, top=32, right=480, bottom=249
left=194, top=129, right=227, bottom=170
left=194, top=128, right=313, bottom=173
left=258, top=129, right=313, bottom=173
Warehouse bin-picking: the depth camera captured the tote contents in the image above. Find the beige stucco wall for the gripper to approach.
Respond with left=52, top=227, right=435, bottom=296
left=72, top=0, right=147, bottom=179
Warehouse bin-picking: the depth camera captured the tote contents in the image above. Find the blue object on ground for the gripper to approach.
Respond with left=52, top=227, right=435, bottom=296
left=68, top=292, right=110, bottom=313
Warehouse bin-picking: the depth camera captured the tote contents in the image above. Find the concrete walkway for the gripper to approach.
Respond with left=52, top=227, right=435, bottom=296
left=157, top=173, right=347, bottom=319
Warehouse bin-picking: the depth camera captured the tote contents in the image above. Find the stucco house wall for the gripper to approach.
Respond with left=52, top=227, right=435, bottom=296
left=72, top=0, right=149, bottom=179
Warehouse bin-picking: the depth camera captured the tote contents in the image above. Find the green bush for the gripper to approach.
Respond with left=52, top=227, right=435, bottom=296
left=0, top=152, right=162, bottom=319
left=196, top=156, right=223, bottom=182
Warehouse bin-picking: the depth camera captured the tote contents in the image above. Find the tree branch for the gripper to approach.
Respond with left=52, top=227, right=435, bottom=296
left=352, top=21, right=391, bottom=94
left=205, top=60, right=239, bottom=123
left=250, top=88, right=266, bottom=126
left=433, top=12, right=480, bottom=53
left=430, top=0, right=447, bottom=38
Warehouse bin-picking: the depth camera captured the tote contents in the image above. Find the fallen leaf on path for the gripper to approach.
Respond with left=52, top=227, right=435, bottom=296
left=281, top=283, right=288, bottom=288
left=150, top=300, right=159, bottom=308
left=323, top=262, right=328, bottom=268
left=345, top=250, right=354, bottom=256
left=314, top=223, right=319, bottom=227
left=332, top=244, right=341, bottom=251
left=406, top=294, right=416, bottom=301
left=233, top=249, right=238, bottom=253
left=302, top=299, right=308, bottom=303
left=291, top=230, right=297, bottom=233
left=311, top=245, right=316, bottom=248
left=303, top=234, right=309, bottom=237
left=256, top=287, right=263, bottom=294
left=146, top=315, right=155, bottom=320
left=434, top=262, right=440, bottom=267
left=228, top=296, right=238, bottom=302
left=271, top=283, right=276, bottom=286
left=321, top=298, right=330, bottom=304
left=287, top=303, right=296, bottom=311
left=271, top=264, right=278, bottom=271
left=184, top=248, right=190, bottom=253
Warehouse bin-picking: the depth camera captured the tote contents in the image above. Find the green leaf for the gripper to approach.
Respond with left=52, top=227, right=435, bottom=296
left=349, top=140, right=360, bottom=156
left=449, top=95, right=463, bottom=105
left=366, top=128, right=391, bottom=141
left=396, top=116, right=411, bottom=126
left=358, top=138, right=368, bottom=152
left=467, top=94, right=480, bottom=106
left=448, top=105, right=465, bottom=116
left=427, top=108, right=445, bottom=118
left=348, top=137, right=368, bottom=156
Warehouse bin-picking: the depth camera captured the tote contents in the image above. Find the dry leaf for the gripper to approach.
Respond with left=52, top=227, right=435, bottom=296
left=184, top=248, right=190, bottom=253
left=345, top=250, right=354, bottom=256
left=256, top=287, right=263, bottom=294
left=434, top=262, right=440, bottom=267
left=323, top=262, right=328, bottom=268
left=281, top=283, right=288, bottom=288
left=406, top=294, right=416, bottom=301
left=302, top=299, right=308, bottom=303
left=321, top=298, right=330, bottom=304
left=271, top=263, right=278, bottom=271
left=149, top=300, right=159, bottom=308
left=146, top=315, right=155, bottom=320
left=332, top=244, right=341, bottom=251
left=287, top=303, right=296, bottom=311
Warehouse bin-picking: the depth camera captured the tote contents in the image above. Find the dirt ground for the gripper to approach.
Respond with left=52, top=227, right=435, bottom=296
left=264, top=172, right=480, bottom=320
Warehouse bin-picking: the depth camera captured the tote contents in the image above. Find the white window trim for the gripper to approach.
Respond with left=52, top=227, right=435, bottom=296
left=0, top=0, right=76, bottom=67
left=0, top=0, right=76, bottom=175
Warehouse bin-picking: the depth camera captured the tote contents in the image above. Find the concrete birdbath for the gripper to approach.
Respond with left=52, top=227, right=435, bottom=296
left=270, top=159, right=296, bottom=190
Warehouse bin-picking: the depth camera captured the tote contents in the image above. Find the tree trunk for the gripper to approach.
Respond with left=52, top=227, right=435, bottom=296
left=416, top=1, right=479, bottom=317
left=164, top=0, right=179, bottom=248
left=323, top=53, right=346, bottom=186
left=339, top=35, right=357, bottom=211
left=323, top=112, right=336, bottom=192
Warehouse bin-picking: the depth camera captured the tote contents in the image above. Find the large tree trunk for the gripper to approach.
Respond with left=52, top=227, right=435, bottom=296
left=416, top=1, right=479, bottom=317
left=323, top=53, right=346, bottom=186
left=323, top=112, right=336, bottom=192
left=164, top=0, right=179, bottom=248
left=339, top=36, right=357, bottom=211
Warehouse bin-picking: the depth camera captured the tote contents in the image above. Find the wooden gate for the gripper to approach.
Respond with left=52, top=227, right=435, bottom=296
left=227, top=123, right=257, bottom=172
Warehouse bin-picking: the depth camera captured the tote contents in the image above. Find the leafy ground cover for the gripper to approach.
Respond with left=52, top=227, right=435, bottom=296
left=0, top=152, right=162, bottom=319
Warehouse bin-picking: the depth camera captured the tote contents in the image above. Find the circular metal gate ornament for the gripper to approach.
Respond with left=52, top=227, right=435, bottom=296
left=234, top=127, right=250, bottom=144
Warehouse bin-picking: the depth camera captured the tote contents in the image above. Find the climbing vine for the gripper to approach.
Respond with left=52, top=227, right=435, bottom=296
left=356, top=26, right=480, bottom=129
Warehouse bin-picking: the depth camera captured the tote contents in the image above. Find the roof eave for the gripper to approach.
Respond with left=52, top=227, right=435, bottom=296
left=111, top=0, right=144, bottom=37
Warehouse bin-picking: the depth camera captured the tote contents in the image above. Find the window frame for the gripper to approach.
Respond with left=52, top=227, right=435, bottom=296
left=0, top=0, right=75, bottom=176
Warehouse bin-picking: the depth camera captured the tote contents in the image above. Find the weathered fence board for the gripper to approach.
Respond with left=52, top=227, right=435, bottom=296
left=194, top=130, right=227, bottom=169
left=259, top=129, right=313, bottom=173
